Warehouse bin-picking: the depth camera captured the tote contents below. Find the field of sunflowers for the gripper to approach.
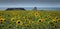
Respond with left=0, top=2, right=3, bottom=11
left=0, top=10, right=60, bottom=29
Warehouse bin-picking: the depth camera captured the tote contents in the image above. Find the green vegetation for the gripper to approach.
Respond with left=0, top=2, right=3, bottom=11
left=0, top=10, right=60, bottom=29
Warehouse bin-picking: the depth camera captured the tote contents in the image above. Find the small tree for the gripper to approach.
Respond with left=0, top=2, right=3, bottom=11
left=32, top=7, right=37, bottom=10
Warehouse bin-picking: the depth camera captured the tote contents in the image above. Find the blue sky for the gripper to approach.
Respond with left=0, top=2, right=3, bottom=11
left=0, top=0, right=60, bottom=10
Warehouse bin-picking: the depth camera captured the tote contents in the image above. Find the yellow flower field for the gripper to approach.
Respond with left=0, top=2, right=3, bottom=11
left=0, top=10, right=60, bottom=29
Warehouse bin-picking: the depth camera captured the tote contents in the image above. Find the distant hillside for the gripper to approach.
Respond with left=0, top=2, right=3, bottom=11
left=6, top=8, right=26, bottom=10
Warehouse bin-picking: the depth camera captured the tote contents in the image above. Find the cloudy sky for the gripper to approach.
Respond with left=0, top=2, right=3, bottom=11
left=0, top=0, right=60, bottom=10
